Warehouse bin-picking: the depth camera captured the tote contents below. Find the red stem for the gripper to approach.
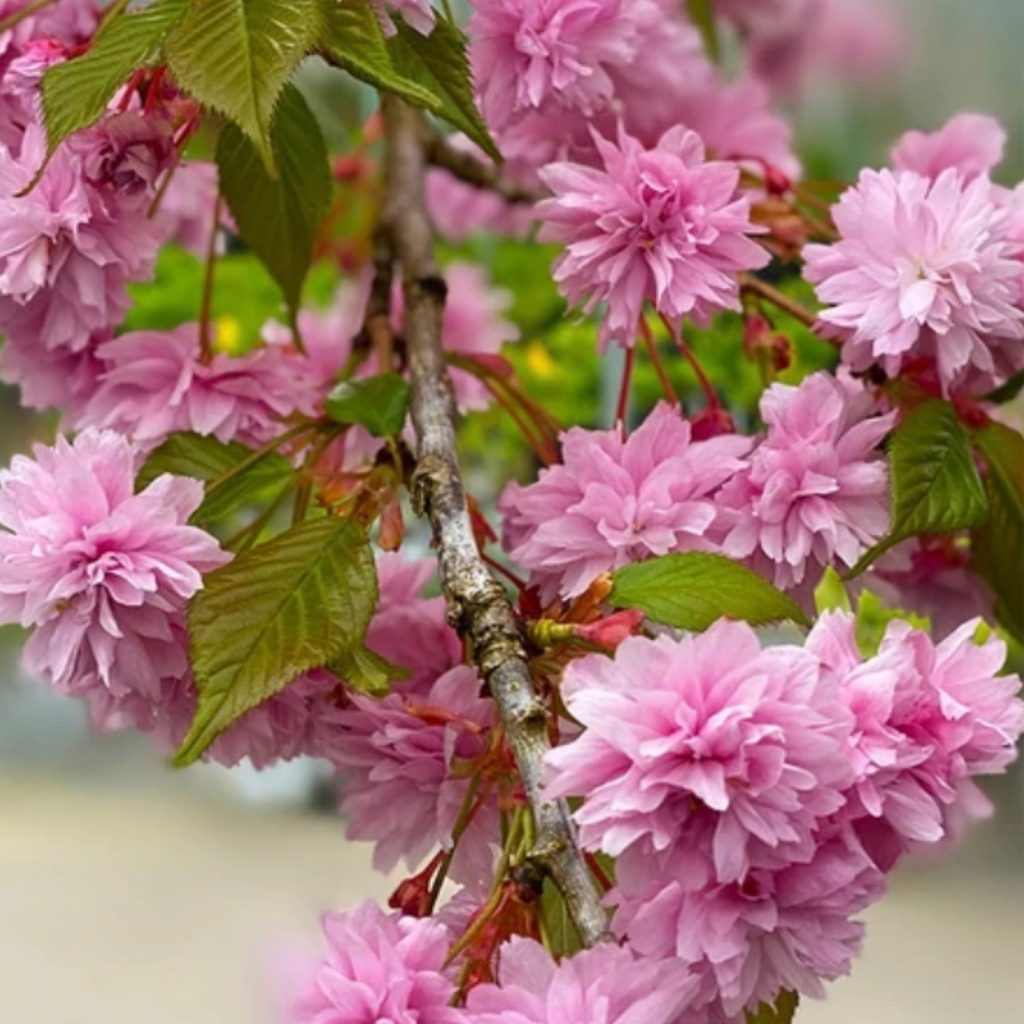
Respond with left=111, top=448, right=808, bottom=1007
left=615, top=343, right=636, bottom=426
left=639, top=318, right=677, bottom=405
left=658, top=313, right=721, bottom=410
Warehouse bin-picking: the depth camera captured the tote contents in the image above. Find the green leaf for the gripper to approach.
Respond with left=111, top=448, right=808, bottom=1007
left=814, top=566, right=852, bottom=615
left=610, top=553, right=811, bottom=631
left=386, top=14, right=500, bottom=161
left=41, top=0, right=191, bottom=154
left=316, top=0, right=440, bottom=110
left=328, top=644, right=409, bottom=697
left=746, top=991, right=799, bottom=1024
left=985, top=368, right=1024, bottom=405
left=325, top=373, right=411, bottom=437
left=136, top=432, right=293, bottom=525
left=217, top=83, right=332, bottom=317
left=539, top=879, right=584, bottom=958
left=972, top=422, right=1024, bottom=642
left=686, top=0, right=720, bottom=62
left=848, top=401, right=988, bottom=576
left=165, top=0, right=321, bottom=172
left=175, top=516, right=377, bottom=765
left=854, top=589, right=931, bottom=657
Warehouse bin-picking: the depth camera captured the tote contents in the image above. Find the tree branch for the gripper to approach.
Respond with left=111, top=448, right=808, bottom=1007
left=380, top=96, right=609, bottom=948
left=422, top=123, right=547, bottom=205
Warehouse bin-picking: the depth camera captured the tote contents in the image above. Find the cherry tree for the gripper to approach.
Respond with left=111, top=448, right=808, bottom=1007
left=0, top=1, right=1022, bottom=1022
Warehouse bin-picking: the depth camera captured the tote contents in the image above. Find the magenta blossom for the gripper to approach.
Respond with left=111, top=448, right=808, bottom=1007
left=324, top=664, right=500, bottom=886
left=0, top=430, right=226, bottom=710
left=537, top=125, right=769, bottom=349
left=82, top=323, right=320, bottom=449
left=717, top=372, right=894, bottom=591
left=546, top=623, right=854, bottom=883
left=804, top=167, right=1024, bottom=395
left=615, top=832, right=885, bottom=1019
left=891, top=113, right=1006, bottom=183
left=466, top=937, right=698, bottom=1023
left=809, top=611, right=1024, bottom=869
left=284, top=901, right=466, bottom=1024
left=499, top=402, right=752, bottom=600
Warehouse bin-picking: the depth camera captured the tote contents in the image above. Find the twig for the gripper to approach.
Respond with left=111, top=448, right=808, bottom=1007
left=423, top=125, right=547, bottom=206
left=380, top=96, right=610, bottom=949
left=739, top=273, right=820, bottom=329
left=198, top=191, right=223, bottom=361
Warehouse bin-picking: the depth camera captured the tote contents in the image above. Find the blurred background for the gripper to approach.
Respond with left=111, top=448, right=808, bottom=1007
left=1, top=0, right=1022, bottom=1021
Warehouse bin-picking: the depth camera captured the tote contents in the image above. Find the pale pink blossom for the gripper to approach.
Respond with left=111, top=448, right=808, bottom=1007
left=804, top=168, right=1024, bottom=395
left=0, top=430, right=226, bottom=711
left=426, top=135, right=536, bottom=241
left=324, top=665, right=500, bottom=885
left=466, top=937, right=698, bottom=1023
left=153, top=160, right=223, bottom=257
left=469, top=0, right=654, bottom=133
left=716, top=373, right=894, bottom=590
left=546, top=623, right=854, bottom=883
left=892, top=113, right=1007, bottom=184
left=372, top=0, right=436, bottom=35
left=615, top=833, right=884, bottom=1019
left=284, top=901, right=466, bottom=1024
left=809, top=611, right=1024, bottom=868
left=0, top=0, right=98, bottom=67
left=537, top=125, right=769, bottom=349
left=499, top=402, right=752, bottom=600
left=82, top=323, right=320, bottom=449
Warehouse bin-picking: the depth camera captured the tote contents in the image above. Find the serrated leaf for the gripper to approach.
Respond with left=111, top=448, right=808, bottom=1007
left=217, top=83, right=331, bottom=316
left=325, top=373, right=411, bottom=436
left=972, top=422, right=1024, bottom=642
left=329, top=643, right=408, bottom=697
left=316, top=0, right=440, bottom=110
left=746, top=991, right=799, bottom=1024
left=41, top=0, right=191, bottom=153
left=610, top=553, right=811, bottom=631
left=176, top=517, right=377, bottom=764
left=137, top=432, right=293, bottom=524
left=386, top=14, right=500, bottom=161
left=849, top=401, right=988, bottom=576
left=165, top=0, right=320, bottom=172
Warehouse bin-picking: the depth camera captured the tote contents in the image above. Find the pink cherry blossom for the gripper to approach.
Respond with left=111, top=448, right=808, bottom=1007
left=323, top=664, right=500, bottom=885
left=0, top=429, right=226, bottom=712
left=153, top=160, right=223, bottom=257
left=546, top=623, right=854, bottom=883
left=469, top=0, right=653, bottom=133
left=466, top=936, right=698, bottom=1023
left=499, top=402, right=752, bottom=600
left=372, top=0, right=436, bottom=36
left=81, top=323, right=320, bottom=449
left=0, top=0, right=98, bottom=67
left=615, top=832, right=884, bottom=1019
left=809, top=611, right=1024, bottom=868
left=284, top=901, right=466, bottom=1024
left=537, top=125, right=769, bottom=349
left=803, top=168, right=1024, bottom=395
left=716, top=372, right=894, bottom=591
left=891, top=113, right=1007, bottom=183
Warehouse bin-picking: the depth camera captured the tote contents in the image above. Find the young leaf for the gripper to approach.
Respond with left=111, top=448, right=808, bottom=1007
left=328, top=644, right=409, bottom=698
left=539, top=879, right=584, bottom=959
left=972, top=421, right=1024, bottom=642
left=610, top=553, right=811, bottom=631
left=848, top=400, right=988, bottom=576
left=316, top=0, right=440, bottom=110
left=386, top=14, right=500, bottom=161
left=854, top=589, right=931, bottom=657
left=217, top=83, right=332, bottom=318
left=41, top=0, right=191, bottom=153
left=813, top=566, right=852, bottom=615
left=136, top=432, right=293, bottom=525
left=175, top=516, right=377, bottom=765
left=325, top=373, right=411, bottom=437
left=746, top=991, right=799, bottom=1024
left=164, top=0, right=321, bottom=173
